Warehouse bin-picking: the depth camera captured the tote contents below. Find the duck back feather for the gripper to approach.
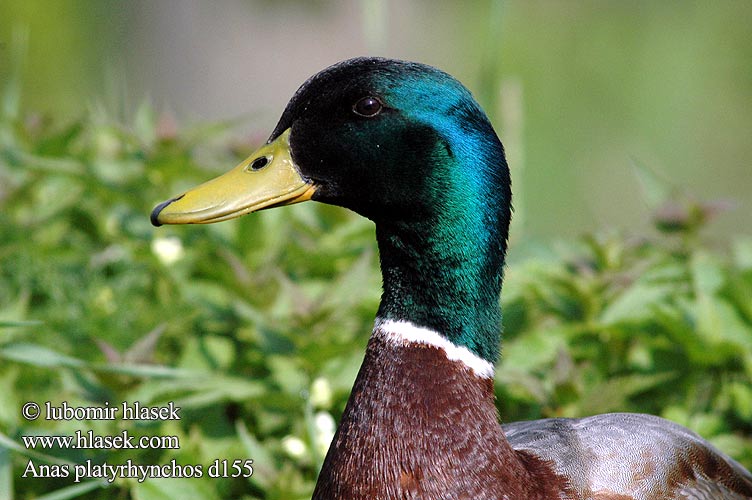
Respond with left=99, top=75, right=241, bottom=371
left=504, top=413, right=752, bottom=499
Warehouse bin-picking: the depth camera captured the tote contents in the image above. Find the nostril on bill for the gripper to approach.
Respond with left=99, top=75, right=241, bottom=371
left=249, top=156, right=269, bottom=171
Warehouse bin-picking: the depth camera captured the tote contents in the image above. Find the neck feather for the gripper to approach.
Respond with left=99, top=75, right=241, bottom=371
left=313, top=324, right=505, bottom=499
left=313, top=321, right=566, bottom=499
left=375, top=318, right=494, bottom=378
left=375, top=204, right=506, bottom=364
left=373, top=124, right=510, bottom=364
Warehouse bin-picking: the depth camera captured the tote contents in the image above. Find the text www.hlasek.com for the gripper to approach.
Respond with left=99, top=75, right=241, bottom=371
left=22, top=430, right=179, bottom=450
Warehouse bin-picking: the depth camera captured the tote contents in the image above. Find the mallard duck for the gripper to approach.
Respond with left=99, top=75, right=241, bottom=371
left=151, top=57, right=752, bottom=499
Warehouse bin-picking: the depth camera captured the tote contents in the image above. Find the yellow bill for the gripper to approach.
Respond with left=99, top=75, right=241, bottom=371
left=151, top=129, right=315, bottom=226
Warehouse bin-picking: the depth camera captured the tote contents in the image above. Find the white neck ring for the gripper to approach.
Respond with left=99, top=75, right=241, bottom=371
left=374, top=318, right=495, bottom=379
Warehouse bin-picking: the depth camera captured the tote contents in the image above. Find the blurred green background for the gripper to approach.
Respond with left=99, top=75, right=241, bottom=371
left=2, top=0, right=751, bottom=240
left=1, top=1, right=751, bottom=499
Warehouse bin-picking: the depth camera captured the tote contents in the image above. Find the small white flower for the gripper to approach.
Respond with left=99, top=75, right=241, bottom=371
left=314, top=411, right=336, bottom=456
left=151, top=236, right=184, bottom=265
left=281, top=435, right=307, bottom=459
left=310, top=377, right=333, bottom=408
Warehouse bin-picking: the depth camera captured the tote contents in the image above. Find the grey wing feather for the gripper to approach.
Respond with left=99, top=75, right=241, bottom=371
left=503, top=413, right=752, bottom=500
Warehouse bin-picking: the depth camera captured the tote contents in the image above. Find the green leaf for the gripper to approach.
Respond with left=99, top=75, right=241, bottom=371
left=0, top=343, right=85, bottom=368
left=600, top=283, right=673, bottom=325
left=35, top=480, right=107, bottom=500
left=268, top=355, right=308, bottom=396
left=709, top=434, right=752, bottom=464
left=0, top=431, right=76, bottom=467
left=171, top=376, right=266, bottom=409
left=691, top=251, right=725, bottom=296
left=729, top=381, right=752, bottom=421
left=576, top=372, right=676, bottom=415
left=695, top=295, right=752, bottom=354
left=133, top=477, right=219, bottom=500
left=37, top=122, right=84, bottom=156
left=90, top=363, right=192, bottom=378
left=0, top=319, right=42, bottom=328
left=236, top=420, right=277, bottom=490
left=500, top=327, right=567, bottom=373
left=0, top=445, right=11, bottom=500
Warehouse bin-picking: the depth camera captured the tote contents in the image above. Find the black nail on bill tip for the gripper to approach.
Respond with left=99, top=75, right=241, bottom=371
left=150, top=195, right=184, bottom=227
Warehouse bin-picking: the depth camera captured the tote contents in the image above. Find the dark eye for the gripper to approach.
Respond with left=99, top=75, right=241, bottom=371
left=353, top=96, right=383, bottom=117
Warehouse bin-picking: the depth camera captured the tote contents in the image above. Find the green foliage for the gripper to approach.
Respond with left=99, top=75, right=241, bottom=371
left=1, top=100, right=750, bottom=499
left=500, top=232, right=752, bottom=462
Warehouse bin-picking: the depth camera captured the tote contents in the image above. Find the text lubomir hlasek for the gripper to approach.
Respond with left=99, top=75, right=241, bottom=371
left=44, top=401, right=180, bottom=421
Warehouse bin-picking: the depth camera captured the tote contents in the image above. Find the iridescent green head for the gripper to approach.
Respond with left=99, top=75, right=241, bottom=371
left=152, top=57, right=511, bottom=363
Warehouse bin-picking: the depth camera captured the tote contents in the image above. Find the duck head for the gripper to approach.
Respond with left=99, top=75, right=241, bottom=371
left=152, top=57, right=511, bottom=363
